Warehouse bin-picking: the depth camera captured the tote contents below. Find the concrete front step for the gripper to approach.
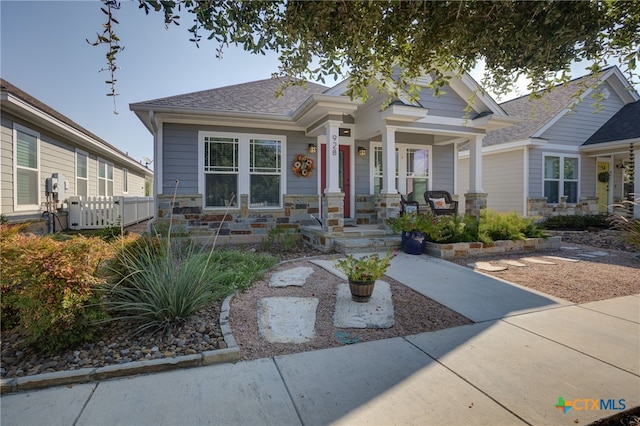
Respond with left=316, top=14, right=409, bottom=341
left=333, top=236, right=401, bottom=254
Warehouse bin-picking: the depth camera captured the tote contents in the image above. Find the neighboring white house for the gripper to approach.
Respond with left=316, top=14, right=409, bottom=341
left=1, top=79, right=154, bottom=234
left=458, top=66, right=640, bottom=218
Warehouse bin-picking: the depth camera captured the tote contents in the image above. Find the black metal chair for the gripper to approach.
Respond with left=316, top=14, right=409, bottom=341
left=424, top=190, right=458, bottom=216
left=399, top=193, right=420, bottom=216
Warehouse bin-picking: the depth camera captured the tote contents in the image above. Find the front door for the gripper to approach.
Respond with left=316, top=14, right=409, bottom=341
left=596, top=161, right=610, bottom=213
left=321, top=144, right=351, bottom=217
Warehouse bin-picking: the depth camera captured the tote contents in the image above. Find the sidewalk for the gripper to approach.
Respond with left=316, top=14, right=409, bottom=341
left=2, top=253, right=638, bottom=425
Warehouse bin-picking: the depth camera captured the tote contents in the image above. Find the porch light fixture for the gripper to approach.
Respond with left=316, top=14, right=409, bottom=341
left=358, top=146, right=367, bottom=157
left=308, top=144, right=317, bottom=154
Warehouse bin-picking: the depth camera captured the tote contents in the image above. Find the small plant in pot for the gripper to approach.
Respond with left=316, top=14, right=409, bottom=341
left=334, top=251, right=395, bottom=303
left=387, top=214, right=429, bottom=255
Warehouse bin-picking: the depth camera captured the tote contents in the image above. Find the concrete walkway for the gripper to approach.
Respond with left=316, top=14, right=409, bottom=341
left=2, top=253, right=639, bottom=425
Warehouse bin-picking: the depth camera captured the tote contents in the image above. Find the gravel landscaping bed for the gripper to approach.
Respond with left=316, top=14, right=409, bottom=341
left=2, top=230, right=637, bottom=380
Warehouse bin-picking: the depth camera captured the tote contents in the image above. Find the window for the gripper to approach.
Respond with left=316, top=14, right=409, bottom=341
left=122, top=168, right=129, bottom=194
left=98, top=159, right=114, bottom=196
left=14, top=125, right=40, bottom=209
left=406, top=149, right=429, bottom=202
left=372, top=144, right=431, bottom=201
left=76, top=150, right=88, bottom=198
left=249, top=138, right=282, bottom=207
left=544, top=154, right=579, bottom=203
left=199, top=132, right=285, bottom=209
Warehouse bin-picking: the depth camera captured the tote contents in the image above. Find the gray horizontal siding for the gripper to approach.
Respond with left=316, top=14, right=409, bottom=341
left=1, top=116, right=14, bottom=213
left=483, top=150, right=525, bottom=214
left=528, top=148, right=544, bottom=198
left=286, top=133, right=318, bottom=195
left=431, top=144, right=455, bottom=193
left=40, top=134, right=75, bottom=198
left=162, top=123, right=318, bottom=196
left=354, top=140, right=370, bottom=194
left=418, top=86, right=470, bottom=119
left=539, top=81, right=626, bottom=146
left=162, top=125, right=199, bottom=194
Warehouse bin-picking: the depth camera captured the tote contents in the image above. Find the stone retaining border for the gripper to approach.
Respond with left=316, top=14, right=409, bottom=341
left=0, top=294, right=240, bottom=395
left=425, top=236, right=562, bottom=259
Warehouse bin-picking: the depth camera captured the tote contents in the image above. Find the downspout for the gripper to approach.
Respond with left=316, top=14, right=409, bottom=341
left=147, top=110, right=159, bottom=234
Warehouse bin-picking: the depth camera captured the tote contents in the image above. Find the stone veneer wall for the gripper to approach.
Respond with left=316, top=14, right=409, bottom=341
left=156, top=194, right=320, bottom=242
left=527, top=197, right=599, bottom=217
left=425, top=236, right=561, bottom=259
left=355, top=195, right=378, bottom=224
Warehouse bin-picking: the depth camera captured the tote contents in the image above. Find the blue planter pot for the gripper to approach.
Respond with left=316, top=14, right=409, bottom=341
left=402, top=231, right=427, bottom=255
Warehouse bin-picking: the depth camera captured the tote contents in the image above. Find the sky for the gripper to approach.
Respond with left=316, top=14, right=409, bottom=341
left=1, top=0, right=291, bottom=169
left=1, top=1, right=634, bottom=171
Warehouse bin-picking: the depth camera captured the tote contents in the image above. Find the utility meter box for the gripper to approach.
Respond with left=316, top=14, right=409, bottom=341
left=50, top=173, right=66, bottom=202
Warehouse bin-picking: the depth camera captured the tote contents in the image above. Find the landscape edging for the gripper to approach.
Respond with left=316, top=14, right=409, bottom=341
left=0, top=293, right=240, bottom=394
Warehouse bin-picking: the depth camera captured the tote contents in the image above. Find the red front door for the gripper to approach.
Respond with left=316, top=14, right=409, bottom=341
left=321, top=144, right=351, bottom=217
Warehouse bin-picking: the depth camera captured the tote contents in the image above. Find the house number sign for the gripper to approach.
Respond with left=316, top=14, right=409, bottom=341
left=332, top=135, right=337, bottom=156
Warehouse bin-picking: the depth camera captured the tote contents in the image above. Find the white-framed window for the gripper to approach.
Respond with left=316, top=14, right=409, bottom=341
left=76, top=149, right=88, bottom=198
left=13, top=124, right=40, bottom=210
left=97, top=158, right=114, bottom=197
left=199, top=132, right=286, bottom=209
left=122, top=168, right=129, bottom=194
left=543, top=153, right=579, bottom=204
left=371, top=143, right=431, bottom=202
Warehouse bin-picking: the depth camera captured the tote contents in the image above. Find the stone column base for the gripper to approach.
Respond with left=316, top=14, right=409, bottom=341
left=376, top=193, right=401, bottom=225
left=322, top=192, right=344, bottom=233
left=464, top=192, right=488, bottom=217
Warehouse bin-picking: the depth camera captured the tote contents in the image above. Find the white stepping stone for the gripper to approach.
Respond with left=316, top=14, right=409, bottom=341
left=499, top=259, right=528, bottom=267
left=333, top=281, right=394, bottom=329
left=269, top=266, right=315, bottom=287
left=521, top=257, right=556, bottom=265
left=585, top=251, right=610, bottom=257
left=577, top=253, right=598, bottom=258
left=544, top=255, right=580, bottom=263
left=560, top=246, right=580, bottom=250
left=469, top=261, right=508, bottom=272
left=257, top=297, right=319, bottom=343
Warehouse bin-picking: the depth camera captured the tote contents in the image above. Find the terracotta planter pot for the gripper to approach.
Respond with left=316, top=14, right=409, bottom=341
left=348, top=279, right=375, bottom=303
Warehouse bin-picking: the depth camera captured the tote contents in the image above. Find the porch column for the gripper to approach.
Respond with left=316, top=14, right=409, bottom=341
left=465, top=134, right=487, bottom=217
left=324, top=121, right=342, bottom=193
left=381, top=126, right=397, bottom=194
left=468, top=134, right=484, bottom=193
left=323, top=120, right=344, bottom=232
left=378, top=126, right=401, bottom=221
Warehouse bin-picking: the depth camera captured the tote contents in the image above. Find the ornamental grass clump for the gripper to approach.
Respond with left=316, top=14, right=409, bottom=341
left=102, top=234, right=276, bottom=334
left=334, top=251, right=395, bottom=282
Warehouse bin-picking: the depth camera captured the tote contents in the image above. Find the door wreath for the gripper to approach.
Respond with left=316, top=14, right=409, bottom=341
left=598, top=171, right=610, bottom=183
left=292, top=154, right=314, bottom=178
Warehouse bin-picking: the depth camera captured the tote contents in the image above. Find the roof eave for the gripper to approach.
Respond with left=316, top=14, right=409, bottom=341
left=4, top=93, right=152, bottom=176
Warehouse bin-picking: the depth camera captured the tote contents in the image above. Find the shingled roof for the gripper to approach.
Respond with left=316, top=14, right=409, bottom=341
left=483, top=73, right=601, bottom=147
left=583, top=100, right=640, bottom=145
left=130, top=77, right=329, bottom=116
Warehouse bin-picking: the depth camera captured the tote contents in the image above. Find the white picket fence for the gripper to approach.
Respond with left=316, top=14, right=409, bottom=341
left=68, top=196, right=154, bottom=230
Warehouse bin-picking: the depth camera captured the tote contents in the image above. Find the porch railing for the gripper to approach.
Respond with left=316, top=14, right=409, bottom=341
left=68, top=196, right=154, bottom=230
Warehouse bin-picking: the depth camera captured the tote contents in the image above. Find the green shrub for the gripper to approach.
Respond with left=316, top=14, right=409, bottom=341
left=540, top=214, right=611, bottom=230
left=422, top=214, right=477, bottom=244
left=389, top=213, right=477, bottom=244
left=478, top=210, right=546, bottom=244
left=103, top=237, right=276, bottom=334
left=259, top=226, right=298, bottom=253
left=98, top=216, right=127, bottom=242
left=0, top=226, right=111, bottom=352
